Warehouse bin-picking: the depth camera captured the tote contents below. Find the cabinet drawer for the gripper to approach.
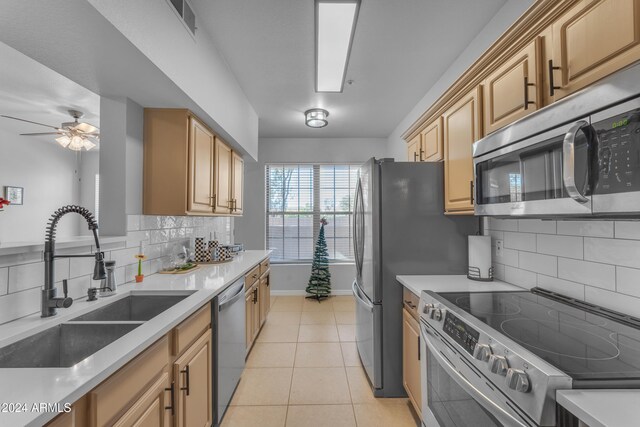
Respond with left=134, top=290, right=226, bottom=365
left=260, top=258, right=270, bottom=277
left=403, top=288, right=420, bottom=321
left=88, top=335, right=169, bottom=427
left=245, top=265, right=260, bottom=288
left=173, top=304, right=211, bottom=356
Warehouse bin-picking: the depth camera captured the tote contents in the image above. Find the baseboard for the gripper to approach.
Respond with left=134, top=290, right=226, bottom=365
left=271, top=289, right=353, bottom=296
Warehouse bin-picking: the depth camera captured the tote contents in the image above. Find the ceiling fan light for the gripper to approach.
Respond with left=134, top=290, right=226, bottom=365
left=68, top=135, right=85, bottom=151
left=83, top=139, right=97, bottom=151
left=55, top=135, right=71, bottom=148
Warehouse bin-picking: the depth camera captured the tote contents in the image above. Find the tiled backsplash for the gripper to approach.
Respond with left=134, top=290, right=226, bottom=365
left=485, top=218, right=640, bottom=318
left=0, top=215, right=233, bottom=324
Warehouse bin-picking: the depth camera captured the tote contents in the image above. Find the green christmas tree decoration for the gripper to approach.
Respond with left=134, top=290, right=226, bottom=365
left=306, top=217, right=332, bottom=302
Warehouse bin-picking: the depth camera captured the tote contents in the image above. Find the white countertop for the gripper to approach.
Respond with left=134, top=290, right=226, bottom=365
left=396, top=275, right=523, bottom=296
left=0, top=250, right=270, bottom=427
left=557, top=390, right=640, bottom=427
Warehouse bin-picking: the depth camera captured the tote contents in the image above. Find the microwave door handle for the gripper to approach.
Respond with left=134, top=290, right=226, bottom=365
left=421, top=327, right=528, bottom=427
left=562, top=120, right=590, bottom=204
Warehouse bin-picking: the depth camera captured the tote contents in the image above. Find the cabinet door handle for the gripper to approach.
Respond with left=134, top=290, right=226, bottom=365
left=419, top=148, right=425, bottom=162
left=523, top=76, right=535, bottom=110
left=165, top=382, right=175, bottom=415
left=253, top=288, right=258, bottom=304
left=418, top=336, right=421, bottom=361
left=210, top=194, right=216, bottom=208
left=404, top=300, right=416, bottom=309
left=470, top=180, right=475, bottom=204
left=180, top=365, right=190, bottom=396
left=413, top=152, right=418, bottom=162
left=548, top=59, right=561, bottom=97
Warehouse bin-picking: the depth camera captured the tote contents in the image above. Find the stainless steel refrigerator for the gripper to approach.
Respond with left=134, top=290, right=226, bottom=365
left=352, top=158, right=477, bottom=397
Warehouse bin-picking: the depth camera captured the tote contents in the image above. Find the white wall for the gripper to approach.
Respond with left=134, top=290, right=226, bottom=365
left=270, top=264, right=355, bottom=295
left=235, top=137, right=388, bottom=293
left=99, top=97, right=145, bottom=236
left=0, top=127, right=81, bottom=242
left=86, top=0, right=258, bottom=159
left=387, top=0, right=534, bottom=159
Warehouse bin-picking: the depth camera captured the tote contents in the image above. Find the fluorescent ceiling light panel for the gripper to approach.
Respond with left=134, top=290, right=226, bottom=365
left=316, top=0, right=360, bottom=92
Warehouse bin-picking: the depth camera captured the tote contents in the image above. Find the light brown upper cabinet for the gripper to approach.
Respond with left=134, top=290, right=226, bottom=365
left=407, top=134, right=422, bottom=162
left=443, top=87, right=482, bottom=214
left=407, top=118, right=443, bottom=162
left=420, top=117, right=444, bottom=162
left=214, top=137, right=232, bottom=215
left=188, top=118, right=216, bottom=214
left=144, top=109, right=243, bottom=216
left=231, top=151, right=244, bottom=215
left=483, top=38, right=541, bottom=134
left=549, top=0, right=640, bottom=101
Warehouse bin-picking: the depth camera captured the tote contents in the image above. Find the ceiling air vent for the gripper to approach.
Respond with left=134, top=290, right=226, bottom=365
left=167, top=0, right=197, bottom=36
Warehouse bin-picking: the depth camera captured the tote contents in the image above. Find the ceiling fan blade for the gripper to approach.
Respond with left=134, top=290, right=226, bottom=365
left=74, top=122, right=99, bottom=133
left=20, top=132, right=65, bottom=136
left=0, top=115, right=60, bottom=130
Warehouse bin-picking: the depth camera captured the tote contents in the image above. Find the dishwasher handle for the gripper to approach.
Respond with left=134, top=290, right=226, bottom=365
left=219, top=280, right=245, bottom=311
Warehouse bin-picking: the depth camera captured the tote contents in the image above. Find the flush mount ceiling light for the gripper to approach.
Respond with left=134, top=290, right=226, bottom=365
left=305, top=108, right=329, bottom=128
left=315, top=0, right=361, bottom=93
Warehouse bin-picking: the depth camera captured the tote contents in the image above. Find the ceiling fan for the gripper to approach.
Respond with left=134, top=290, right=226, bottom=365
left=0, top=109, right=100, bottom=151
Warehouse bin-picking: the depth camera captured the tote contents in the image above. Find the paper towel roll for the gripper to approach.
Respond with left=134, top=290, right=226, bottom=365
left=468, top=235, right=493, bottom=281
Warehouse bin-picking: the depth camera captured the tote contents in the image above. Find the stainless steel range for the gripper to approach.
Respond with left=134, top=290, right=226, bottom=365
left=419, top=288, right=640, bottom=426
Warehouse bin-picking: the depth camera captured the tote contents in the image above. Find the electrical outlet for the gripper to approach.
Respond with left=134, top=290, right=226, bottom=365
left=496, top=239, right=503, bottom=257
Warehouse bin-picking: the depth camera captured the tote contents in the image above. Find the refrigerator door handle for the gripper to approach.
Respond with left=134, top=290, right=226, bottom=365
left=353, top=178, right=364, bottom=278
left=352, top=280, right=373, bottom=312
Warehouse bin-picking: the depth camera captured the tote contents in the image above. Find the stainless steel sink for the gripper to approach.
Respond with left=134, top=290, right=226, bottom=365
left=0, top=323, right=141, bottom=368
left=70, top=294, right=192, bottom=322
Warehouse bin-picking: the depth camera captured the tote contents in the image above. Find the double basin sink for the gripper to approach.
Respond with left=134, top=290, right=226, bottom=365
left=0, top=293, right=194, bottom=368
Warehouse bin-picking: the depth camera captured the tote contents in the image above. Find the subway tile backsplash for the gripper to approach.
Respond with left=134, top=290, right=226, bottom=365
left=486, top=218, right=640, bottom=318
left=0, top=215, right=233, bottom=324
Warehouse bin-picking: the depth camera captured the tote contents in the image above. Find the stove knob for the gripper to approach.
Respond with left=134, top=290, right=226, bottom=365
left=488, top=355, right=509, bottom=376
left=473, top=344, right=492, bottom=362
left=423, top=304, right=434, bottom=315
left=506, top=369, right=530, bottom=393
left=430, top=308, right=442, bottom=321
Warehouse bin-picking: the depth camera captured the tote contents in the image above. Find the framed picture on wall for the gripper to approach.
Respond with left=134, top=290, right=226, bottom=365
left=5, top=186, right=23, bottom=205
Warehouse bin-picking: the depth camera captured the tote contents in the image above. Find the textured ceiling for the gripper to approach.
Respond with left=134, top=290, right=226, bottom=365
left=192, top=0, right=507, bottom=138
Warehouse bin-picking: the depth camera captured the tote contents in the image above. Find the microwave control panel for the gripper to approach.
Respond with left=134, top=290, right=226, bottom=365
left=443, top=311, right=479, bottom=356
left=594, top=108, right=640, bottom=194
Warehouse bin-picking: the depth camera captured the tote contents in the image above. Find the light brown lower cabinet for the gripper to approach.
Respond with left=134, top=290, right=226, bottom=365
left=403, top=307, right=422, bottom=420
left=112, top=372, right=172, bottom=427
left=245, top=258, right=271, bottom=353
left=174, top=331, right=213, bottom=427
left=47, top=304, right=212, bottom=427
left=259, top=272, right=270, bottom=327
left=46, top=397, right=87, bottom=427
left=47, top=260, right=271, bottom=427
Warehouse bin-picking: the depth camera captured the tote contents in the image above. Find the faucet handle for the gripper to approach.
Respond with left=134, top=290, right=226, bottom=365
left=63, top=279, right=68, bottom=298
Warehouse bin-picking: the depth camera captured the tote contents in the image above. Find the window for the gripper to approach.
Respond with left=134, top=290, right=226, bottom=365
left=266, top=164, right=359, bottom=263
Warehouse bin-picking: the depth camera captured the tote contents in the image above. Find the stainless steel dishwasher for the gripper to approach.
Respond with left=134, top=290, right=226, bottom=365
left=213, top=278, right=246, bottom=426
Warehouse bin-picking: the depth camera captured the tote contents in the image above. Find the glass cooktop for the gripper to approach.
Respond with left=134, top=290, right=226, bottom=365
left=438, top=289, right=640, bottom=386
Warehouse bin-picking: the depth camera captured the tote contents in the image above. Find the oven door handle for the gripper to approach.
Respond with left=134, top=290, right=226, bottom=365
left=421, top=326, right=529, bottom=427
left=562, top=120, right=591, bottom=204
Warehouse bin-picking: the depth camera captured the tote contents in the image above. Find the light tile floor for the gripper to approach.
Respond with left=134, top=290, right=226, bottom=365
left=223, top=295, right=420, bottom=427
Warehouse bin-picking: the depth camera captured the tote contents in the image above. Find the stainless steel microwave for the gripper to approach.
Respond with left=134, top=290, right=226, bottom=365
left=473, top=94, right=640, bottom=217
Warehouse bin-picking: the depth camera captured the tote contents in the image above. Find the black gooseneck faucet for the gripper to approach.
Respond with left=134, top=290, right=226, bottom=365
left=42, top=205, right=106, bottom=317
